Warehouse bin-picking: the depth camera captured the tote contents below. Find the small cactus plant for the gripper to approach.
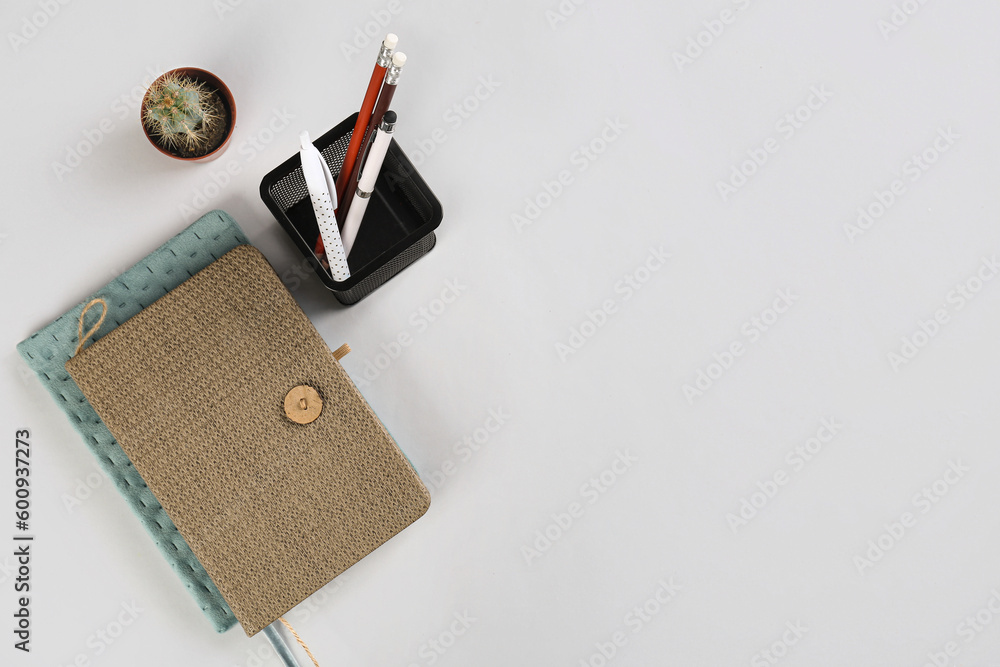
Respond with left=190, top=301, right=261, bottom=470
left=142, top=71, right=228, bottom=158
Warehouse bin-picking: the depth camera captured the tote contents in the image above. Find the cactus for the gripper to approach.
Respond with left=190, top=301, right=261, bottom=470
left=142, top=72, right=227, bottom=157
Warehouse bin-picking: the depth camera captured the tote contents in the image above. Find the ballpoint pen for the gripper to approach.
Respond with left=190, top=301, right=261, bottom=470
left=340, top=110, right=396, bottom=258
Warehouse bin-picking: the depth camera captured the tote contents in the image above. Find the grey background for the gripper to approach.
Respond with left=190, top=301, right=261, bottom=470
left=3, top=0, right=1000, bottom=665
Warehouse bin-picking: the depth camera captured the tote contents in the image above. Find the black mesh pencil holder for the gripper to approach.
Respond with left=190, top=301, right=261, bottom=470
left=260, top=113, right=443, bottom=305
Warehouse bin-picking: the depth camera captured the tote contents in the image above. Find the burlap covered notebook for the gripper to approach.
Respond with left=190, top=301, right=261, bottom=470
left=64, top=244, right=430, bottom=636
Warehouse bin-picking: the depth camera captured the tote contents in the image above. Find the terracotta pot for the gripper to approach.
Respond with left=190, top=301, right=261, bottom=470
left=141, top=67, right=236, bottom=162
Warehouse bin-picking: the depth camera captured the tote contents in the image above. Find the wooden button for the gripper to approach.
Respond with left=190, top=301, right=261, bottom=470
left=284, top=385, right=322, bottom=424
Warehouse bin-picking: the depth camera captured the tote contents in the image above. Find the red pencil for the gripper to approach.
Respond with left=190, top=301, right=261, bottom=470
left=315, top=34, right=396, bottom=256
left=337, top=51, right=406, bottom=226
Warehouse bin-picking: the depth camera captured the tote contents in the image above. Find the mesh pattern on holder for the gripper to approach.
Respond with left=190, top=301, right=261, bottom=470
left=269, top=132, right=353, bottom=212
left=336, top=232, right=437, bottom=304
left=260, top=114, right=443, bottom=305
left=16, top=211, right=243, bottom=633
left=267, top=131, right=433, bottom=223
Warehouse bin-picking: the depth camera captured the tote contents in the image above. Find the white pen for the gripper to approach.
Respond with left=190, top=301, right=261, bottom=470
left=341, top=110, right=396, bottom=258
left=299, top=131, right=350, bottom=281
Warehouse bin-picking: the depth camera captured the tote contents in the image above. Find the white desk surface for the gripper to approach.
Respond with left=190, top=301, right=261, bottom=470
left=4, top=1, right=1000, bottom=665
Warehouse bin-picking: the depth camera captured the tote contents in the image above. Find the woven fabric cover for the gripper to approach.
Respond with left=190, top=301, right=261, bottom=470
left=65, top=245, right=431, bottom=636
left=16, top=210, right=246, bottom=632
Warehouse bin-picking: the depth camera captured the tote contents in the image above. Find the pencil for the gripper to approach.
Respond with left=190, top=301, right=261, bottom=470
left=316, top=33, right=396, bottom=256
left=338, top=51, right=406, bottom=225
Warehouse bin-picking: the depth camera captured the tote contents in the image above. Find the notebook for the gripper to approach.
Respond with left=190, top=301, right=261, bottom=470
left=64, top=244, right=431, bottom=636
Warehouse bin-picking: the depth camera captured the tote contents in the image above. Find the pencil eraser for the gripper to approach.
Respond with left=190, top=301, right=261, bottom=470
left=392, top=52, right=407, bottom=68
left=384, top=33, right=398, bottom=49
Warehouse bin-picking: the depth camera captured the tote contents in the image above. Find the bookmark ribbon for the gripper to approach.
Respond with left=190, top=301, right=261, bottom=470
left=300, top=132, right=350, bottom=282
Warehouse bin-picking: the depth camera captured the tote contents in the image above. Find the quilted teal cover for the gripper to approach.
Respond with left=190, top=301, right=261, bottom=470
left=16, top=210, right=247, bottom=633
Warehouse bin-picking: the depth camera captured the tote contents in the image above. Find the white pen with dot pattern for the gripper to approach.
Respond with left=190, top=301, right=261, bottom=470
left=299, top=131, right=350, bottom=282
